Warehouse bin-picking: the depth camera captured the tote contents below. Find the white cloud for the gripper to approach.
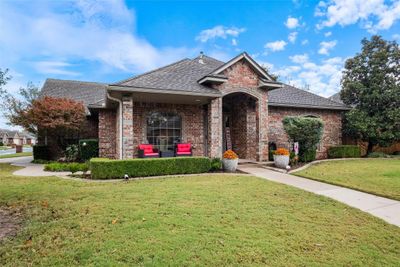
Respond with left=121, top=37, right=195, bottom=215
left=0, top=0, right=192, bottom=74
left=301, top=39, right=309, bottom=45
left=274, top=54, right=345, bottom=96
left=34, top=61, right=80, bottom=76
left=393, top=34, right=400, bottom=41
left=288, top=32, right=298, bottom=43
left=195, top=25, right=246, bottom=43
left=264, top=40, right=287, bottom=52
left=285, top=16, right=300, bottom=29
left=231, top=38, right=238, bottom=46
left=289, top=54, right=309, bottom=64
left=318, top=40, right=337, bottom=55
left=315, top=0, right=400, bottom=33
left=324, top=31, right=332, bottom=37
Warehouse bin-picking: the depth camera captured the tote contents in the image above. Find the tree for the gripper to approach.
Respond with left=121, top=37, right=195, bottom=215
left=341, top=35, right=400, bottom=153
left=0, top=82, right=41, bottom=133
left=17, top=96, right=86, bottom=136
left=0, top=68, right=11, bottom=91
left=282, top=116, right=324, bottom=162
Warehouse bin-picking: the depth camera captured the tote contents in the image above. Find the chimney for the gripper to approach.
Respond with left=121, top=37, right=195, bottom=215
left=199, top=51, right=204, bottom=64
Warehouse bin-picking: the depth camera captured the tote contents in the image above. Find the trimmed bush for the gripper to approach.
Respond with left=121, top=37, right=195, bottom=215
left=328, top=145, right=361, bottom=158
left=0, top=141, right=4, bottom=146
left=44, top=162, right=89, bottom=173
left=282, top=116, right=324, bottom=162
left=33, top=145, right=50, bottom=160
left=210, top=158, right=222, bottom=171
left=79, top=139, right=99, bottom=161
left=90, top=157, right=211, bottom=179
left=368, top=152, right=390, bottom=158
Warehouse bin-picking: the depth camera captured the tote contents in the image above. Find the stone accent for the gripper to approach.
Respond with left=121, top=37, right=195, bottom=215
left=268, top=106, right=343, bottom=159
left=122, top=96, right=134, bottom=159
left=208, top=97, right=223, bottom=158
left=131, top=102, right=206, bottom=157
left=99, top=109, right=117, bottom=158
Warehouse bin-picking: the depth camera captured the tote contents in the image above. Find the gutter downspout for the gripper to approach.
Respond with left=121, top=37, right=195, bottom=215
left=107, top=93, right=123, bottom=159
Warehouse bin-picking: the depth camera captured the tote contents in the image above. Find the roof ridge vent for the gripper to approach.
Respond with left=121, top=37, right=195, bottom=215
left=198, top=51, right=205, bottom=64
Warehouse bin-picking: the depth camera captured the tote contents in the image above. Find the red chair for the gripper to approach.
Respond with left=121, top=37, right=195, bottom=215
left=175, top=143, right=192, bottom=156
left=138, top=144, right=159, bottom=158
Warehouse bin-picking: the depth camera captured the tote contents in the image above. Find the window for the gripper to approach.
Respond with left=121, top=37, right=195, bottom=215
left=147, top=112, right=182, bottom=151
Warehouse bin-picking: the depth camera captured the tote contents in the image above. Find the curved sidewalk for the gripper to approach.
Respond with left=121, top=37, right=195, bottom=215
left=238, top=165, right=400, bottom=227
left=0, top=156, right=70, bottom=177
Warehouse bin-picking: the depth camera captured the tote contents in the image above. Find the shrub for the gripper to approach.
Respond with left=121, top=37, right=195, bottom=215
left=44, top=162, right=89, bottom=173
left=368, top=152, right=390, bottom=158
left=65, top=144, right=79, bottom=162
left=282, top=116, right=324, bottom=162
left=0, top=141, right=3, bottom=146
left=302, top=150, right=316, bottom=162
left=223, top=150, right=238, bottom=159
left=328, top=145, right=361, bottom=158
left=273, top=148, right=289, bottom=156
left=32, top=159, right=53, bottom=164
left=90, top=157, right=211, bottom=179
left=210, top=158, right=222, bottom=171
left=79, top=139, right=99, bottom=161
left=33, top=145, right=50, bottom=160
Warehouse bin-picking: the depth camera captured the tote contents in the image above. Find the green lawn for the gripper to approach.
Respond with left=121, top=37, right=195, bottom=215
left=0, top=151, right=32, bottom=159
left=294, top=159, right=400, bottom=200
left=0, top=163, right=399, bottom=266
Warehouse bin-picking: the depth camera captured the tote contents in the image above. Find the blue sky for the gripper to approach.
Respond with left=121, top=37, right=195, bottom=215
left=1, top=0, right=400, bottom=129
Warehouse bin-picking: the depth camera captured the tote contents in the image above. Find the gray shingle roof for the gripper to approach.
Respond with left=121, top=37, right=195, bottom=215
left=268, top=84, right=349, bottom=110
left=329, top=92, right=344, bottom=104
left=39, top=54, right=349, bottom=111
left=110, top=56, right=224, bottom=95
left=40, top=79, right=107, bottom=111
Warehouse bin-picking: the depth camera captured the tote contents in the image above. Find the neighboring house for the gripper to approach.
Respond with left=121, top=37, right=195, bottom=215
left=40, top=52, right=349, bottom=161
left=0, top=129, right=36, bottom=146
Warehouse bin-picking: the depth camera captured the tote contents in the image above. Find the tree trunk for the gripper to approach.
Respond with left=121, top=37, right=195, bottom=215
left=367, top=142, right=375, bottom=155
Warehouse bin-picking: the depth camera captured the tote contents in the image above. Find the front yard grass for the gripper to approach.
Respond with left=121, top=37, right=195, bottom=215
left=0, top=163, right=399, bottom=266
left=294, top=159, right=400, bottom=200
left=0, top=151, right=33, bottom=159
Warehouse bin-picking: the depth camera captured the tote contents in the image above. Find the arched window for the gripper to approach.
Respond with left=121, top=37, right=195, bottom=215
left=147, top=112, right=182, bottom=151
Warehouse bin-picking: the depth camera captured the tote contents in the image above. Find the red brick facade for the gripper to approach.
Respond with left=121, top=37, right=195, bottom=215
left=97, top=59, right=344, bottom=161
left=131, top=102, right=206, bottom=157
left=268, top=106, right=343, bottom=159
left=212, top=59, right=269, bottom=161
left=99, top=109, right=117, bottom=159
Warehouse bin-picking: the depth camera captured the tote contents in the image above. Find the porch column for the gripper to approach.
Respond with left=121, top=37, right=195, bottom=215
left=122, top=96, right=134, bottom=159
left=258, top=94, right=269, bottom=161
left=208, top=97, right=223, bottom=158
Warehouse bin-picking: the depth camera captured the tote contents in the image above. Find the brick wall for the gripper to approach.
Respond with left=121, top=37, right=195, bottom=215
left=268, top=106, right=343, bottom=159
left=212, top=59, right=269, bottom=161
left=131, top=102, right=206, bottom=157
left=98, top=109, right=117, bottom=158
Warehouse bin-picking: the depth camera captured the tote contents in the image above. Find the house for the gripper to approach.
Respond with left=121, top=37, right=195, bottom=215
left=40, top=52, right=349, bottom=161
left=0, top=129, right=36, bottom=146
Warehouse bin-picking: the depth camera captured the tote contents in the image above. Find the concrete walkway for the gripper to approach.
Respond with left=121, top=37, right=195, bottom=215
left=238, top=165, right=400, bottom=227
left=0, top=156, right=70, bottom=176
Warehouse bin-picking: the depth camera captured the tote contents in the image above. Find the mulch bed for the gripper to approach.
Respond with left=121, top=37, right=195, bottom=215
left=0, top=207, right=24, bottom=242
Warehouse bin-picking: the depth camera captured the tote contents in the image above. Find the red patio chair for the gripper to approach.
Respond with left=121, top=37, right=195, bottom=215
left=138, top=144, right=159, bottom=158
left=175, top=143, right=192, bottom=156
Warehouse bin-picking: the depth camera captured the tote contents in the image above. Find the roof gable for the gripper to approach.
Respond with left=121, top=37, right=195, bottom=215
left=210, top=52, right=274, bottom=81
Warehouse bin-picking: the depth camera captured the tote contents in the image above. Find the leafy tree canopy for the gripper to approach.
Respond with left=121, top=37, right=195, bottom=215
left=340, top=35, right=400, bottom=151
left=282, top=116, right=324, bottom=162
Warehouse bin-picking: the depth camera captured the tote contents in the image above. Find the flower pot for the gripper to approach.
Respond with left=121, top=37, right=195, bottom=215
left=222, top=158, right=238, bottom=172
left=273, top=155, right=289, bottom=169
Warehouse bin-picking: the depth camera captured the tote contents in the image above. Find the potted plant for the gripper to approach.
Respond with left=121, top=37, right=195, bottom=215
left=273, top=148, right=290, bottom=169
left=222, top=149, right=239, bottom=172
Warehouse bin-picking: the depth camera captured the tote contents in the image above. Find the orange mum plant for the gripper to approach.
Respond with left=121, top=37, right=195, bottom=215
left=273, top=148, right=290, bottom=156
left=223, top=149, right=238, bottom=159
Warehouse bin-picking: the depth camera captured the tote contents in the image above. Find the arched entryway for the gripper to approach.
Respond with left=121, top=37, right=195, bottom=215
left=222, top=92, right=259, bottom=161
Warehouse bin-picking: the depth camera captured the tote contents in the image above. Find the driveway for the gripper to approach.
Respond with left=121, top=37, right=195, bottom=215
left=0, top=156, right=70, bottom=176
